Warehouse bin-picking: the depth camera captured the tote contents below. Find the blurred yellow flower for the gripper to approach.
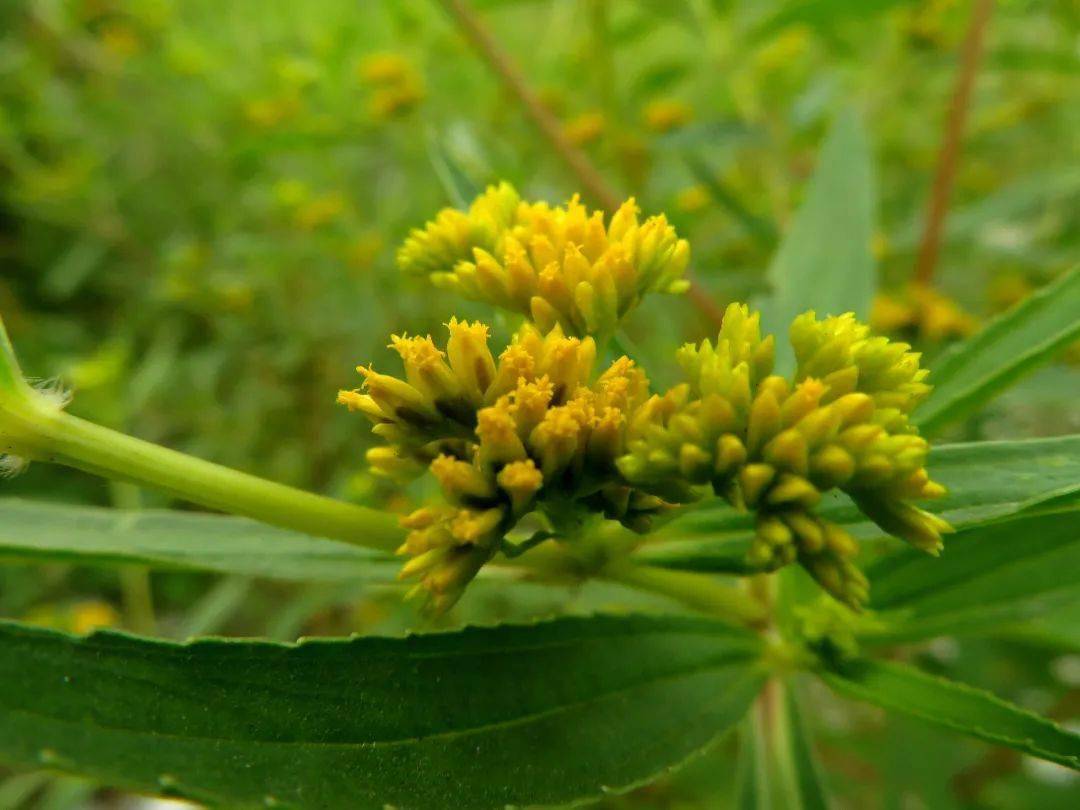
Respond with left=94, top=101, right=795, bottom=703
left=643, top=98, right=693, bottom=133
left=24, top=600, right=119, bottom=634
left=99, top=22, right=142, bottom=59
left=357, top=52, right=414, bottom=85
left=346, top=231, right=384, bottom=272
left=870, top=284, right=977, bottom=343
left=675, top=185, right=710, bottom=213
left=72, top=601, right=120, bottom=634
left=293, top=192, right=347, bottom=230
left=563, top=111, right=606, bottom=147
left=987, top=271, right=1033, bottom=312
left=243, top=95, right=301, bottom=128
left=358, top=51, right=425, bottom=120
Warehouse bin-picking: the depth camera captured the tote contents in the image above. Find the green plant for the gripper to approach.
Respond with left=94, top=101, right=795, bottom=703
left=1, top=102, right=1078, bottom=808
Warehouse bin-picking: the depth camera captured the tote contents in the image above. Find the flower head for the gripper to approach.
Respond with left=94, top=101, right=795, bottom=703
left=618, top=303, right=951, bottom=609
left=343, top=187, right=954, bottom=615
left=340, top=318, right=662, bottom=612
left=397, top=185, right=689, bottom=337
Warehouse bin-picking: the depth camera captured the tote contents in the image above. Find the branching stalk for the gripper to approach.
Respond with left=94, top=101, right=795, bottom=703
left=4, top=315, right=767, bottom=626
left=601, top=559, right=769, bottom=627
left=436, top=0, right=725, bottom=327
left=913, top=0, right=995, bottom=286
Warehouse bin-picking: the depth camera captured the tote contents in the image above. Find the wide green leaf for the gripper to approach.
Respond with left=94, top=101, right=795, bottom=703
left=820, top=658, right=1080, bottom=770
left=760, top=109, right=875, bottom=373
left=636, top=435, right=1080, bottom=573
left=916, top=267, right=1080, bottom=434
left=0, top=498, right=399, bottom=583
left=0, top=615, right=765, bottom=809
left=863, top=509, right=1080, bottom=642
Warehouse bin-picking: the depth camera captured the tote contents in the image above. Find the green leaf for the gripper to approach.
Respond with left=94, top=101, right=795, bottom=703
left=637, top=435, right=1080, bottom=573
left=0, top=498, right=399, bottom=583
left=864, top=509, right=1080, bottom=642
left=1000, top=597, right=1080, bottom=653
left=760, top=109, right=876, bottom=372
left=426, top=128, right=481, bottom=209
left=778, top=685, right=831, bottom=810
left=751, top=0, right=906, bottom=41
left=820, top=658, right=1080, bottom=770
left=735, top=683, right=831, bottom=810
left=916, top=267, right=1080, bottom=434
left=0, top=615, right=765, bottom=809
left=0, top=313, right=26, bottom=395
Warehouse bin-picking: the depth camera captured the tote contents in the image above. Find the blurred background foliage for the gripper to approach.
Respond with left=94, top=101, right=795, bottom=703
left=0, top=0, right=1078, bottom=807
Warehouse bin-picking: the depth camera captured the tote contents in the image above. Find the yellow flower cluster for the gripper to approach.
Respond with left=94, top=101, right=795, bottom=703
left=617, top=304, right=951, bottom=608
left=343, top=186, right=952, bottom=615
left=870, top=284, right=976, bottom=342
left=339, top=319, right=662, bottom=612
left=396, top=183, right=522, bottom=279
left=357, top=52, right=424, bottom=120
left=396, top=184, right=690, bottom=338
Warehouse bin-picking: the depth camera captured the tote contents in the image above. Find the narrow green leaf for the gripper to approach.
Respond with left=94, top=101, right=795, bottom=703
left=735, top=683, right=831, bottom=810
left=0, top=498, right=399, bottom=583
left=778, top=686, right=831, bottom=810
left=1000, top=598, right=1080, bottom=653
left=736, top=714, right=767, bottom=810
left=760, top=109, right=876, bottom=372
left=864, top=509, right=1080, bottom=642
left=0, top=313, right=26, bottom=394
left=637, top=435, right=1080, bottom=573
left=820, top=658, right=1080, bottom=770
left=916, top=267, right=1080, bottom=434
left=0, top=615, right=765, bottom=809
left=426, top=128, right=480, bottom=209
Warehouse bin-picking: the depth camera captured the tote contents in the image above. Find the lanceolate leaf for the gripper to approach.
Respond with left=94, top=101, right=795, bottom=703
left=820, top=658, right=1080, bottom=770
left=0, top=498, right=399, bottom=583
left=779, top=686, right=831, bottom=810
left=916, top=266, right=1080, bottom=434
left=0, top=314, right=24, bottom=394
left=760, top=109, right=876, bottom=373
left=738, top=683, right=831, bottom=810
left=0, top=615, right=764, bottom=810
left=863, top=509, right=1080, bottom=642
left=636, top=436, right=1080, bottom=573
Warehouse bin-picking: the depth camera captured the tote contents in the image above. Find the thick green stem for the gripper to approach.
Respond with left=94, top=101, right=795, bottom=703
left=1, top=387, right=403, bottom=553
left=601, top=559, right=768, bottom=628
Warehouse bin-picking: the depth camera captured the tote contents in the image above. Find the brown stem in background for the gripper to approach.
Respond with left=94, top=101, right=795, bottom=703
left=436, top=0, right=725, bottom=327
left=913, top=0, right=995, bottom=286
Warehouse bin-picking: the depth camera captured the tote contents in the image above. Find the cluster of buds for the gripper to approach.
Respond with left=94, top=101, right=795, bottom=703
left=344, top=186, right=952, bottom=614
left=617, top=303, right=952, bottom=609
left=396, top=183, right=522, bottom=279
left=396, top=184, right=690, bottom=337
left=339, top=319, right=664, bottom=612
